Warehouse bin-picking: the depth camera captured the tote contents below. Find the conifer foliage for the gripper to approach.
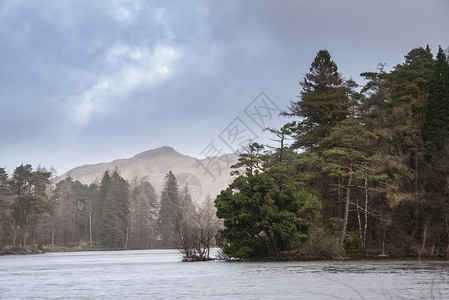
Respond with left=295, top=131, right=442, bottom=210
left=157, top=170, right=180, bottom=248
left=98, top=170, right=129, bottom=248
left=216, top=46, right=449, bottom=259
left=284, top=49, right=351, bottom=151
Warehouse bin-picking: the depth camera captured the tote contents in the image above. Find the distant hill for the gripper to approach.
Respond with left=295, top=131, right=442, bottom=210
left=59, top=146, right=239, bottom=204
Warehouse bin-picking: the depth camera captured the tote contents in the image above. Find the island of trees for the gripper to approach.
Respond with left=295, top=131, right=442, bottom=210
left=1, top=45, right=449, bottom=260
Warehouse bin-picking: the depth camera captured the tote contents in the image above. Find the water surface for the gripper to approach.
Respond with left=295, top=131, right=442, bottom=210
left=1, top=250, right=448, bottom=299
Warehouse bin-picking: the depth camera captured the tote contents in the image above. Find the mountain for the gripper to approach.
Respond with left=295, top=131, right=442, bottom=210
left=59, top=146, right=239, bottom=204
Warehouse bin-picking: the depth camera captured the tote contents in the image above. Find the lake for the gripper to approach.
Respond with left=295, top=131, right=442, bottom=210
left=1, top=249, right=449, bottom=299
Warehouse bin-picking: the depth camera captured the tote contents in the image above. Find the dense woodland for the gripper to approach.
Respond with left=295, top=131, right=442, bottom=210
left=215, top=45, right=449, bottom=259
left=1, top=45, right=449, bottom=259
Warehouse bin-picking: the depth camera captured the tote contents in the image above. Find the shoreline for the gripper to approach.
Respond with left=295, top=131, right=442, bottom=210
left=2, top=245, right=448, bottom=261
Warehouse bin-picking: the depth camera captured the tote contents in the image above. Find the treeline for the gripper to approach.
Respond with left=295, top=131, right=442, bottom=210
left=0, top=166, right=218, bottom=256
left=215, top=45, right=449, bottom=259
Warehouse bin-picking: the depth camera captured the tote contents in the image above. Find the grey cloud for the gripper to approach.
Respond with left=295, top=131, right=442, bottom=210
left=1, top=0, right=448, bottom=173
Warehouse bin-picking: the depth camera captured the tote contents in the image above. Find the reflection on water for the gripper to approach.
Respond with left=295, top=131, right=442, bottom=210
left=1, top=250, right=449, bottom=299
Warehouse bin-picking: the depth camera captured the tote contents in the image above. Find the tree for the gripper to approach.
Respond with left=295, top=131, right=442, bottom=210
left=424, top=46, right=449, bottom=165
left=175, top=188, right=221, bottom=260
left=0, top=168, right=8, bottom=193
left=9, top=164, right=52, bottom=247
left=384, top=47, right=434, bottom=205
left=128, top=177, right=159, bottom=249
left=86, top=183, right=98, bottom=247
left=321, top=117, right=378, bottom=246
left=0, top=168, right=12, bottom=248
left=175, top=185, right=198, bottom=259
left=282, top=49, right=355, bottom=229
left=98, top=170, right=129, bottom=248
left=283, top=49, right=351, bottom=151
left=195, top=195, right=221, bottom=259
left=157, top=171, right=179, bottom=248
left=52, top=178, right=77, bottom=245
left=422, top=46, right=449, bottom=257
left=215, top=145, right=321, bottom=258
left=383, top=47, right=434, bottom=254
left=51, top=177, right=92, bottom=246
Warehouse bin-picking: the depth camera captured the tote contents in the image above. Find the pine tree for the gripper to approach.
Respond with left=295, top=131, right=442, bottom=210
left=157, top=171, right=179, bottom=248
left=284, top=49, right=351, bottom=151
left=178, top=184, right=196, bottom=219
left=321, top=117, right=378, bottom=245
left=424, top=46, right=449, bottom=159
left=215, top=144, right=322, bottom=258
left=98, top=170, right=129, bottom=248
left=422, top=47, right=449, bottom=256
left=9, top=164, right=51, bottom=247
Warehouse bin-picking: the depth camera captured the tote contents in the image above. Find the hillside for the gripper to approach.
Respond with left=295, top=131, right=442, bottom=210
left=60, top=146, right=238, bottom=204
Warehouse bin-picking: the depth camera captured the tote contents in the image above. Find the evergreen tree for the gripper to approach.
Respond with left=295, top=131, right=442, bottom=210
left=383, top=48, right=434, bottom=252
left=321, top=117, right=378, bottom=245
left=157, top=171, right=179, bottom=248
left=282, top=50, right=355, bottom=227
left=284, top=49, right=351, bottom=151
left=424, top=46, right=449, bottom=160
left=215, top=144, right=321, bottom=258
left=0, top=168, right=10, bottom=248
left=9, top=164, right=52, bottom=247
left=178, top=184, right=196, bottom=219
left=0, top=168, right=8, bottom=194
left=422, top=46, right=449, bottom=256
left=98, top=170, right=129, bottom=248
left=360, top=63, right=391, bottom=132
left=359, top=46, right=438, bottom=255
left=385, top=47, right=434, bottom=203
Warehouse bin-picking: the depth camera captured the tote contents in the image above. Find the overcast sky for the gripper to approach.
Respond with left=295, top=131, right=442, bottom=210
left=1, top=0, right=448, bottom=175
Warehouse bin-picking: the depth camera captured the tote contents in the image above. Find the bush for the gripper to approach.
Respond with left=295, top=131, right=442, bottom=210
left=300, top=224, right=345, bottom=259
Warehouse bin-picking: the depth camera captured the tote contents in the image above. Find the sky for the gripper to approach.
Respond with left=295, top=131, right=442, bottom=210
left=1, top=0, right=448, bottom=175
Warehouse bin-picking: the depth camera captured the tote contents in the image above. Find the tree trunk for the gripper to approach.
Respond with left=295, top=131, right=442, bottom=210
left=356, top=196, right=363, bottom=249
left=382, top=222, right=387, bottom=256
left=12, top=221, right=17, bottom=248
left=23, top=225, right=27, bottom=247
left=51, top=222, right=55, bottom=246
left=89, top=205, right=93, bottom=247
left=446, top=232, right=449, bottom=259
left=125, top=218, right=129, bottom=249
left=33, top=226, right=36, bottom=245
left=363, top=169, right=369, bottom=254
left=421, top=223, right=427, bottom=254
left=340, top=172, right=352, bottom=244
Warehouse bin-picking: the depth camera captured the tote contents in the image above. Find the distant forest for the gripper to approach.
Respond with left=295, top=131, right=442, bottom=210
left=0, top=166, right=218, bottom=256
left=1, top=45, right=449, bottom=259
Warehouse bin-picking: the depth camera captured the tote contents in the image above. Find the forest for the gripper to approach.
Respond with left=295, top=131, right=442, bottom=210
left=215, top=45, right=449, bottom=259
left=1, top=45, right=449, bottom=259
left=0, top=166, right=219, bottom=259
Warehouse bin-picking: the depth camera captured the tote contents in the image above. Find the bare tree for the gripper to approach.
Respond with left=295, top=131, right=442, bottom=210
left=175, top=194, right=221, bottom=261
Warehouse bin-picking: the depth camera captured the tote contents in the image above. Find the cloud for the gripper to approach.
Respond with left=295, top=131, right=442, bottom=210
left=110, top=0, right=143, bottom=23
left=1, top=0, right=449, bottom=174
left=69, top=44, right=180, bottom=129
